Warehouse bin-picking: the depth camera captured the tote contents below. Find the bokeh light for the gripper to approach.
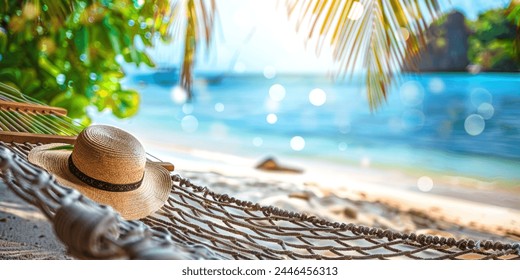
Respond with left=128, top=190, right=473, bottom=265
left=464, top=114, right=485, bottom=136
left=309, top=88, right=327, bottom=106
left=400, top=27, right=410, bottom=41
left=266, top=113, right=278, bottom=124
left=56, top=74, right=66, bottom=85
left=263, top=66, right=276, bottom=79
left=400, top=81, right=424, bottom=106
left=428, top=78, right=445, bottom=94
left=348, top=2, right=364, bottom=20
left=252, top=137, right=263, bottom=147
left=477, top=103, right=494, bottom=120
left=23, top=3, right=39, bottom=20
left=265, top=98, right=280, bottom=112
left=182, top=103, right=193, bottom=114
left=470, top=88, right=492, bottom=108
left=417, top=176, right=434, bottom=192
left=214, top=102, right=225, bottom=112
left=181, top=115, right=198, bottom=133
left=338, top=142, right=348, bottom=151
left=290, top=136, right=305, bottom=151
left=171, top=86, right=188, bottom=104
left=115, top=54, right=124, bottom=64
left=269, top=84, right=286, bottom=102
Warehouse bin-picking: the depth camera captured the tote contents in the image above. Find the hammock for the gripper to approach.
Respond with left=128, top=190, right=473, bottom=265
left=0, top=83, right=519, bottom=260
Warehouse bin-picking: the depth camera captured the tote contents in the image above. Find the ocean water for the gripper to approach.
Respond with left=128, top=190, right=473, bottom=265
left=94, top=73, right=520, bottom=185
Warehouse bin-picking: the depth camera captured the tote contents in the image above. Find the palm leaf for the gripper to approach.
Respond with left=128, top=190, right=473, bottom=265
left=167, top=0, right=216, bottom=99
left=286, top=0, right=442, bottom=110
left=45, top=144, right=74, bottom=151
left=22, top=0, right=73, bottom=23
left=41, top=0, right=73, bottom=22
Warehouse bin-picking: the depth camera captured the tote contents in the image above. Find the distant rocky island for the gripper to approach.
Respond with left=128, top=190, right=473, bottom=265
left=404, top=9, right=519, bottom=73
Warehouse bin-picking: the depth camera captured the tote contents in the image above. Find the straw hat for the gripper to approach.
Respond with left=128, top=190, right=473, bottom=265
left=28, top=125, right=172, bottom=220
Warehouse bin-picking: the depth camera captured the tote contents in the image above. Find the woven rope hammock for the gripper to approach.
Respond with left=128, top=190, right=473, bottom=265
left=0, top=83, right=519, bottom=260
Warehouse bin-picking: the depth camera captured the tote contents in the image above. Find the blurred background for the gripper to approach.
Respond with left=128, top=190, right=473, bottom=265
left=0, top=0, right=519, bottom=200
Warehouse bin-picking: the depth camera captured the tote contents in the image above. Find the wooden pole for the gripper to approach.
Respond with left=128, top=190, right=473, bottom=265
left=0, top=100, right=68, bottom=116
left=0, top=131, right=77, bottom=144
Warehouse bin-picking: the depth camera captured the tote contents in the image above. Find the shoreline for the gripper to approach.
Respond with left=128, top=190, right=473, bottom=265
left=116, top=118, right=520, bottom=192
left=140, top=136, right=520, bottom=240
left=1, top=135, right=519, bottom=260
left=140, top=136, right=520, bottom=208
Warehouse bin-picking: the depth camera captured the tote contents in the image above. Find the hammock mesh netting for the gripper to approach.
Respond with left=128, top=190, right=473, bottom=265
left=0, top=83, right=519, bottom=260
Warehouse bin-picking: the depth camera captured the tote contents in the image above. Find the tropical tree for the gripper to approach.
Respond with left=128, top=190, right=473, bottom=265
left=508, top=0, right=520, bottom=62
left=170, top=0, right=215, bottom=98
left=0, top=0, right=216, bottom=123
left=6, top=1, right=515, bottom=119
left=285, top=0, right=443, bottom=109
left=0, top=1, right=186, bottom=124
left=467, top=6, right=520, bottom=71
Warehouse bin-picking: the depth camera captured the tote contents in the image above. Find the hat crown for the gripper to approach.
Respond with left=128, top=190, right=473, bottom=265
left=71, top=125, right=146, bottom=185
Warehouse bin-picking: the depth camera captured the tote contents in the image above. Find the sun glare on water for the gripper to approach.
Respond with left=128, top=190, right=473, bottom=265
left=171, top=86, right=188, bottom=104
left=214, top=102, right=225, bottom=112
left=181, top=115, right=198, bottom=133
left=266, top=113, right=278, bottom=124
left=290, top=136, right=305, bottom=151
left=269, top=84, right=286, bottom=102
left=263, top=66, right=276, bottom=79
left=309, top=88, right=327, bottom=107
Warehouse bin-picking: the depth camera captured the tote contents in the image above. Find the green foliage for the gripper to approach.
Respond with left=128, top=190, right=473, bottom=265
left=506, top=1, right=520, bottom=63
left=0, top=0, right=173, bottom=124
left=467, top=6, right=520, bottom=71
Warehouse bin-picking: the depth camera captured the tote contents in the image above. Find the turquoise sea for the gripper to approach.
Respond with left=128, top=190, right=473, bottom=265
left=93, top=73, right=520, bottom=187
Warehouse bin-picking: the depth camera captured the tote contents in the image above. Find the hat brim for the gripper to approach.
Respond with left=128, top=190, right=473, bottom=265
left=28, top=143, right=172, bottom=220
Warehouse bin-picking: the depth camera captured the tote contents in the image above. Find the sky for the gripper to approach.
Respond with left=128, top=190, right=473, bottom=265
left=144, top=0, right=511, bottom=75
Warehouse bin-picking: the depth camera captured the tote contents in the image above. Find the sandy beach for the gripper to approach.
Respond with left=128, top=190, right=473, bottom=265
left=0, top=183, right=70, bottom=260
left=144, top=138, right=520, bottom=240
left=1, top=0, right=519, bottom=265
left=1, top=136, right=519, bottom=260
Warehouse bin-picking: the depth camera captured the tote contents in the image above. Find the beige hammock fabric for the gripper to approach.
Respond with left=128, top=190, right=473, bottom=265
left=0, top=83, right=519, bottom=260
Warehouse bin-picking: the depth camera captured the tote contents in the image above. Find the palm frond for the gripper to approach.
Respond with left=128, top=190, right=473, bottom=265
left=0, top=0, right=73, bottom=27
left=286, top=0, right=442, bottom=110
left=41, top=0, right=73, bottom=22
left=169, top=0, right=216, bottom=99
left=24, top=0, right=74, bottom=23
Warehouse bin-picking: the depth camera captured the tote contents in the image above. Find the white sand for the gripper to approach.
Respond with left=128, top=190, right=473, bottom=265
left=0, top=182, right=70, bottom=259
left=142, top=138, right=520, bottom=239
left=1, top=137, right=519, bottom=259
